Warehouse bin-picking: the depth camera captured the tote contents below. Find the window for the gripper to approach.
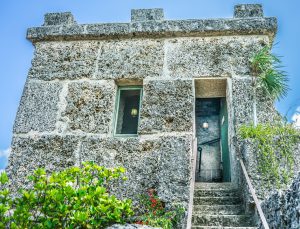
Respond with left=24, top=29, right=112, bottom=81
left=114, top=87, right=142, bottom=136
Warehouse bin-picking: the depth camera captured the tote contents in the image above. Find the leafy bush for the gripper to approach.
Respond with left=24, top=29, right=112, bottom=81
left=0, top=162, right=133, bottom=228
left=135, top=189, right=184, bottom=229
left=239, top=123, right=300, bottom=187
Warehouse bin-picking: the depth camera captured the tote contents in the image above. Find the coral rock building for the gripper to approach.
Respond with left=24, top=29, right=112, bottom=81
left=8, top=4, right=278, bottom=228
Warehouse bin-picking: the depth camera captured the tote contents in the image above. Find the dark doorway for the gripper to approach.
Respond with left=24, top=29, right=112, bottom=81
left=195, top=98, right=231, bottom=182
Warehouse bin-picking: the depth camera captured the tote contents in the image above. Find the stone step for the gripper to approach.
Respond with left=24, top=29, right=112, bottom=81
left=193, top=197, right=241, bottom=205
left=194, top=189, right=240, bottom=198
left=195, top=182, right=236, bottom=190
left=191, top=227, right=257, bottom=229
left=192, top=214, right=254, bottom=227
left=193, top=205, right=244, bottom=215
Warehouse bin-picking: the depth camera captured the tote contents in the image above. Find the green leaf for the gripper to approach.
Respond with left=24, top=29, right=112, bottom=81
left=0, top=161, right=135, bottom=228
left=0, top=172, right=8, bottom=185
left=250, top=45, right=289, bottom=100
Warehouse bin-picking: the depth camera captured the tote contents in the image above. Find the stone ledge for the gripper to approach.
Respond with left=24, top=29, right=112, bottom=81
left=27, top=17, right=277, bottom=42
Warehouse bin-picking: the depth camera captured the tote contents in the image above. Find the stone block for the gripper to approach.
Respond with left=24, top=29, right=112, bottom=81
left=94, top=39, right=164, bottom=79
left=80, top=135, right=192, bottom=205
left=85, top=23, right=130, bottom=37
left=63, top=81, right=116, bottom=133
left=6, top=135, right=78, bottom=192
left=60, top=24, right=85, bottom=36
left=27, top=26, right=61, bottom=40
left=131, top=9, right=164, bottom=22
left=13, top=81, right=62, bottom=133
left=166, top=36, right=268, bottom=78
left=157, top=136, right=192, bottom=204
left=234, top=4, right=263, bottom=18
left=231, top=77, right=253, bottom=128
left=256, top=88, right=281, bottom=123
left=232, top=77, right=280, bottom=129
left=80, top=137, right=160, bottom=202
left=29, top=41, right=99, bottom=80
left=44, top=12, right=76, bottom=26
left=139, top=80, right=193, bottom=134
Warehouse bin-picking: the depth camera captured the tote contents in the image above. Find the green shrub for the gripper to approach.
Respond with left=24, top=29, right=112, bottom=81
left=239, top=123, right=300, bottom=188
left=0, top=162, right=133, bottom=228
left=135, top=189, right=184, bottom=229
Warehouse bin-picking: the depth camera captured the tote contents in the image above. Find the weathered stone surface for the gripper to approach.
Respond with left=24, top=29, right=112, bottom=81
left=260, top=173, right=300, bottom=229
left=192, top=183, right=256, bottom=228
left=166, top=36, right=268, bottom=78
left=95, top=39, right=164, bottom=79
left=139, top=80, right=193, bottom=134
left=231, top=77, right=254, bottom=128
left=192, top=214, right=253, bottom=227
left=230, top=77, right=283, bottom=210
left=256, top=88, right=282, bottom=123
left=27, top=17, right=277, bottom=42
left=27, top=26, right=61, bottom=40
left=234, top=4, right=263, bottom=18
left=8, top=5, right=284, bottom=229
left=43, top=12, right=76, bottom=26
left=81, top=137, right=160, bottom=202
left=60, top=24, right=85, bottom=37
left=80, top=135, right=192, bottom=206
left=231, top=77, right=280, bottom=130
left=13, top=81, right=62, bottom=133
left=29, top=41, right=99, bottom=80
left=63, top=81, right=116, bottom=133
left=157, top=136, right=192, bottom=205
left=6, top=135, right=78, bottom=192
left=231, top=77, right=285, bottom=205
left=242, top=140, right=300, bottom=200
left=85, top=23, right=130, bottom=37
left=131, top=9, right=164, bottom=22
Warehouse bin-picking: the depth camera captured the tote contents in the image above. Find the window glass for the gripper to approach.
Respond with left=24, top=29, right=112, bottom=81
left=115, top=88, right=142, bottom=135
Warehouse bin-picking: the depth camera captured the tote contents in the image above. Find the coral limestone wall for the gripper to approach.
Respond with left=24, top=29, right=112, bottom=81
left=260, top=172, right=300, bottom=229
left=7, top=6, right=278, bottom=228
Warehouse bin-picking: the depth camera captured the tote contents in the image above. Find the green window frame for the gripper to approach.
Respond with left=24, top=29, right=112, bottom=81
left=113, top=86, right=143, bottom=137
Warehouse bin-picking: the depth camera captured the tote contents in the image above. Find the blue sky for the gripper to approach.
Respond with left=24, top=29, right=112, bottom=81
left=0, top=0, right=300, bottom=170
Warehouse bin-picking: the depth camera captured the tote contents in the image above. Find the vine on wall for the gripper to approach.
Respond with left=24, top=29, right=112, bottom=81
left=239, top=123, right=300, bottom=188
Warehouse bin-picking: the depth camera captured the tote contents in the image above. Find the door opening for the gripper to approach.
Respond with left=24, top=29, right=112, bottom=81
left=195, top=98, right=231, bottom=182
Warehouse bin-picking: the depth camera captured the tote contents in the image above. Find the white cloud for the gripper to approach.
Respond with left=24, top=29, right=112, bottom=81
left=0, top=148, right=11, bottom=159
left=292, top=106, right=300, bottom=129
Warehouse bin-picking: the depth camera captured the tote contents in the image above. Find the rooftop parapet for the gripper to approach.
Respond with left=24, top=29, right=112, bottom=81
left=131, top=8, right=164, bottom=22
left=43, top=12, right=76, bottom=26
left=27, top=4, right=277, bottom=42
left=234, top=4, right=264, bottom=18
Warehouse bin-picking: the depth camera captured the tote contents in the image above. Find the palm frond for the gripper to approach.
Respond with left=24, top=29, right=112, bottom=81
left=259, top=68, right=289, bottom=100
left=250, top=45, right=289, bottom=100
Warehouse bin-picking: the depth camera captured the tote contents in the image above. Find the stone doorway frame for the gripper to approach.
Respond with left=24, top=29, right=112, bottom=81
left=193, top=77, right=232, bottom=180
left=188, top=77, right=238, bottom=228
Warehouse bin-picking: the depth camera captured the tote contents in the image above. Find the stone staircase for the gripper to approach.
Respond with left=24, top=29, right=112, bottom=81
left=192, top=183, right=257, bottom=229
